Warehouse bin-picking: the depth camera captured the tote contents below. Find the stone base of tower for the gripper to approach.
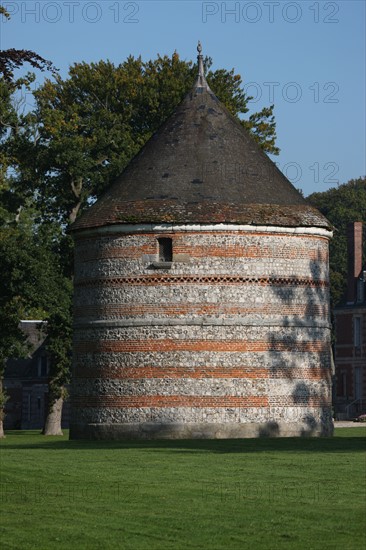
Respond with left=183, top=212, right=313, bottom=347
left=69, top=419, right=334, bottom=440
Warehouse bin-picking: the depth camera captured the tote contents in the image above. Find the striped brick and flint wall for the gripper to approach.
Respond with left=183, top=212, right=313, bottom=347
left=70, top=225, right=333, bottom=439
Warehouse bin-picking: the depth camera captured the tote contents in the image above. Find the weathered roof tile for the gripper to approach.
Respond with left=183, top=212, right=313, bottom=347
left=72, top=53, right=330, bottom=232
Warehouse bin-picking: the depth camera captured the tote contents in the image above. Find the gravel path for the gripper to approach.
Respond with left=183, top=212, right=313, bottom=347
left=334, top=421, right=366, bottom=428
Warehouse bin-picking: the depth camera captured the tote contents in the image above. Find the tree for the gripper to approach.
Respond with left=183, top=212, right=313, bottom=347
left=307, top=177, right=366, bottom=307
left=26, top=53, right=279, bottom=226
left=1, top=107, right=72, bottom=436
left=0, top=5, right=67, bottom=436
left=0, top=210, right=72, bottom=436
left=41, top=280, right=72, bottom=436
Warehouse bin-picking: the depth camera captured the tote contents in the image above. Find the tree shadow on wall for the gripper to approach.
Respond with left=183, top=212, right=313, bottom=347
left=264, top=246, right=333, bottom=437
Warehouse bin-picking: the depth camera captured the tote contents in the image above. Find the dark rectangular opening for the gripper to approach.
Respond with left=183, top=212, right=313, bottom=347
left=158, top=238, right=173, bottom=262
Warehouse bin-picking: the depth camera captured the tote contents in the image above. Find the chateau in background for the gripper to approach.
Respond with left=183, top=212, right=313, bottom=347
left=334, top=222, right=366, bottom=419
left=3, top=321, right=70, bottom=430
left=70, top=45, right=334, bottom=439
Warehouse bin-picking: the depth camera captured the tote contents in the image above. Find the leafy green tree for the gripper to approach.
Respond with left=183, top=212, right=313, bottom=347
left=41, top=277, right=72, bottom=436
left=0, top=211, right=72, bottom=436
left=0, top=6, right=68, bottom=436
left=1, top=104, right=72, bottom=436
left=308, top=177, right=366, bottom=307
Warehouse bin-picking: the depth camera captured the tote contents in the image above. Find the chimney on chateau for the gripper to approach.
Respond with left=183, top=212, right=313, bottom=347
left=347, top=221, right=363, bottom=303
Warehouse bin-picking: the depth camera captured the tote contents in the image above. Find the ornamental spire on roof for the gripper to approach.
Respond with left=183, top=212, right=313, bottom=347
left=195, top=41, right=210, bottom=90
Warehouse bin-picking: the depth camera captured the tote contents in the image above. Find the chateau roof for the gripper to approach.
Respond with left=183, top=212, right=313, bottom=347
left=72, top=45, right=331, bottom=232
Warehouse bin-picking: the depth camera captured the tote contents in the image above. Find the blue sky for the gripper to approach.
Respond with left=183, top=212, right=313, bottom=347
left=1, top=0, right=365, bottom=196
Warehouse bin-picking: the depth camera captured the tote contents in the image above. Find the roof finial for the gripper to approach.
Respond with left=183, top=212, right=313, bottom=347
left=196, top=41, right=210, bottom=90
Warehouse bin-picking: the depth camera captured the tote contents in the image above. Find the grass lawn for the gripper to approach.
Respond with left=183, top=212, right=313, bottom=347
left=0, top=428, right=365, bottom=549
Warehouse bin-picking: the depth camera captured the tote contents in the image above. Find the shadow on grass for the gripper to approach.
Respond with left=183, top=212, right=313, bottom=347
left=2, top=429, right=365, bottom=454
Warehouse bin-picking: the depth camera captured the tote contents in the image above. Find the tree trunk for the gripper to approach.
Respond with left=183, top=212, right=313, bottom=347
left=69, top=201, right=81, bottom=225
left=0, top=418, right=4, bottom=438
left=42, top=395, right=64, bottom=436
left=69, top=177, right=83, bottom=224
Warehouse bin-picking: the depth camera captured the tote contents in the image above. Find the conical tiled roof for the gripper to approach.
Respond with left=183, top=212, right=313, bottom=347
left=72, top=46, right=330, bottom=231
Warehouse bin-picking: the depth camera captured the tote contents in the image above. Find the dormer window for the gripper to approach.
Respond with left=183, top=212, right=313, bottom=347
left=158, top=238, right=173, bottom=262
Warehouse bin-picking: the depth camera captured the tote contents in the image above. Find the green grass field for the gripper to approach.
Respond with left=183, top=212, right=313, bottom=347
left=1, top=428, right=365, bottom=550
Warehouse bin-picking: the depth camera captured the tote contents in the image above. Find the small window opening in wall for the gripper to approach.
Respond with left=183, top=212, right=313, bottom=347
left=38, top=355, right=49, bottom=377
left=158, top=238, right=173, bottom=262
left=354, top=316, right=361, bottom=348
left=341, top=372, right=347, bottom=398
left=27, top=394, right=31, bottom=422
left=356, top=278, right=365, bottom=302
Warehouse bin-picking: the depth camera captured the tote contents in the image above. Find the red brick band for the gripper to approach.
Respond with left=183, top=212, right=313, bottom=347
left=77, top=245, right=328, bottom=262
left=71, top=395, right=331, bottom=408
left=72, top=395, right=269, bottom=408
